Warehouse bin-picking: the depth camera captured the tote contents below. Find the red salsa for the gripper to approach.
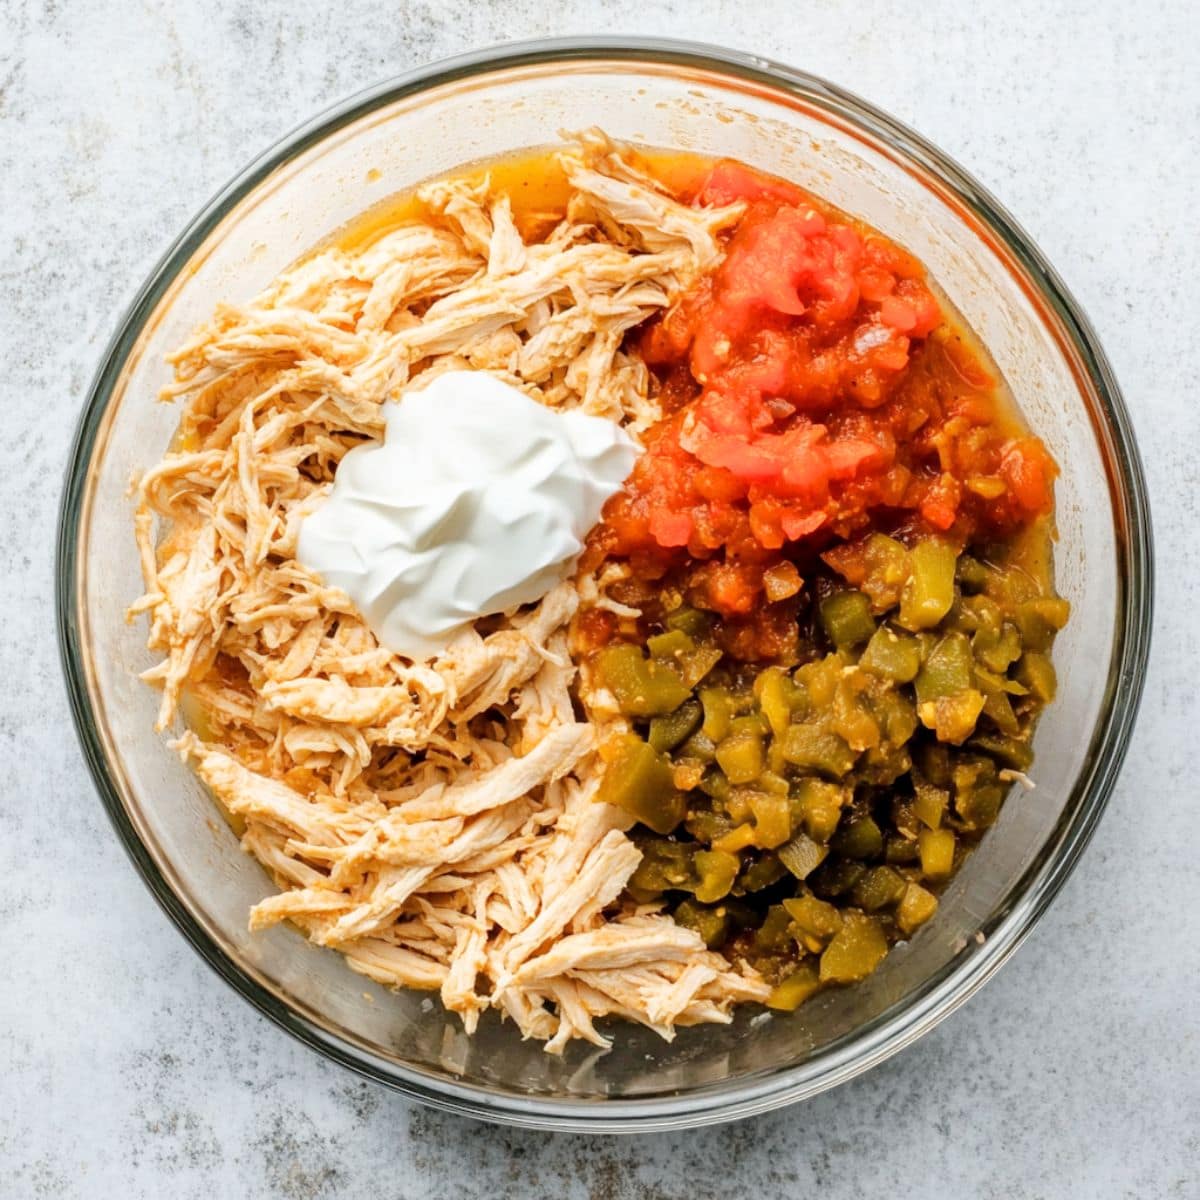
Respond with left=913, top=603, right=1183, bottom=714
left=581, top=159, right=1057, bottom=652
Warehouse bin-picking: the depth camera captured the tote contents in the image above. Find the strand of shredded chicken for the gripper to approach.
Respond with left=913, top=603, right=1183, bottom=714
left=131, top=132, right=768, bottom=1050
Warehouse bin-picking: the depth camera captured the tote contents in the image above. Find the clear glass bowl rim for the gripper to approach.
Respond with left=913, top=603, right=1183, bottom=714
left=55, top=35, right=1154, bottom=1132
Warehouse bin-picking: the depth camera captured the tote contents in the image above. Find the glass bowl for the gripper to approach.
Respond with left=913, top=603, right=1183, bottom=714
left=56, top=37, right=1152, bottom=1131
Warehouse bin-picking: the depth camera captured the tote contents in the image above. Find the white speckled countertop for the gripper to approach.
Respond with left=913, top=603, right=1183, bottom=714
left=2, top=1, right=1196, bottom=1195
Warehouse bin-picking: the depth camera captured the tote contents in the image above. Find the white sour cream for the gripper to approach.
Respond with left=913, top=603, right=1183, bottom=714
left=297, top=371, right=640, bottom=661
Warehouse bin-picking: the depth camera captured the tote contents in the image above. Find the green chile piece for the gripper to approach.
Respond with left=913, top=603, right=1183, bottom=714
left=693, top=849, right=740, bottom=903
left=737, top=854, right=787, bottom=893
left=757, top=667, right=802, bottom=737
left=777, top=831, right=828, bottom=880
left=860, top=624, right=922, bottom=683
left=647, top=700, right=703, bottom=753
left=831, top=816, right=884, bottom=861
left=922, top=689, right=986, bottom=744
left=899, top=540, right=958, bottom=630
left=791, top=778, right=849, bottom=842
left=897, top=882, right=939, bottom=934
left=851, top=865, right=907, bottom=911
left=918, top=826, right=956, bottom=879
left=784, top=895, right=844, bottom=944
left=766, top=963, right=822, bottom=1011
left=646, top=629, right=694, bottom=659
left=1016, top=651, right=1057, bottom=703
left=716, top=727, right=765, bottom=785
left=700, top=687, right=738, bottom=741
left=809, top=857, right=866, bottom=898
left=679, top=646, right=724, bottom=687
left=630, top=838, right=697, bottom=893
left=819, top=912, right=889, bottom=982
left=665, top=606, right=714, bottom=638
left=819, top=590, right=877, bottom=648
left=956, top=554, right=989, bottom=591
left=915, top=631, right=974, bottom=703
left=848, top=532, right=911, bottom=610
left=598, top=734, right=685, bottom=834
left=969, top=732, right=1034, bottom=772
left=673, top=898, right=730, bottom=949
left=913, top=782, right=949, bottom=829
left=780, top=723, right=857, bottom=776
left=1014, top=596, right=1071, bottom=651
left=753, top=903, right=797, bottom=953
left=595, top=644, right=690, bottom=717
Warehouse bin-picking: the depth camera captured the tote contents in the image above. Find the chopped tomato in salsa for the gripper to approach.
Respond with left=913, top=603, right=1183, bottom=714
left=583, top=159, right=1057, bottom=633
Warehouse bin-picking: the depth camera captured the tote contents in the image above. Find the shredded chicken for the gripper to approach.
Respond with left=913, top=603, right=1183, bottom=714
left=131, top=132, right=766, bottom=1049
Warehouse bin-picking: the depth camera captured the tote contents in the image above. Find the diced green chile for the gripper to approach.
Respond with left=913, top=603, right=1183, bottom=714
left=781, top=724, right=857, bottom=776
left=831, top=816, right=884, bottom=861
left=915, top=632, right=974, bottom=704
left=899, top=540, right=957, bottom=630
left=665, top=606, right=714, bottom=638
left=778, top=832, right=828, bottom=879
left=648, top=700, right=703, bottom=753
left=646, top=628, right=694, bottom=659
left=596, top=644, right=690, bottom=716
left=630, top=837, right=697, bottom=892
left=586, top=520, right=1065, bottom=1006
left=819, top=590, right=877, bottom=648
left=694, top=849, right=740, bottom=903
left=598, top=735, right=685, bottom=834
left=737, top=854, right=787, bottom=893
left=716, top=728, right=765, bottom=784
left=860, top=624, right=922, bottom=683
left=673, top=898, right=730, bottom=948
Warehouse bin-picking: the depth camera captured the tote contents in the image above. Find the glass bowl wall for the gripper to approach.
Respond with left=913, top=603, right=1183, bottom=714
left=57, top=39, right=1151, bottom=1131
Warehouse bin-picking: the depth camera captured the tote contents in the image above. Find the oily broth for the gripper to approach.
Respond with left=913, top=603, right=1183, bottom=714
left=328, top=145, right=714, bottom=254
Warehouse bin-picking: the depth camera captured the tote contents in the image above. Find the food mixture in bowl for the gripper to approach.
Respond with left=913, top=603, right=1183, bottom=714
left=130, top=131, right=1068, bottom=1051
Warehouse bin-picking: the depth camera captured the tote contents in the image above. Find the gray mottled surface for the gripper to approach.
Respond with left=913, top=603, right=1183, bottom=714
left=1, top=1, right=1196, bottom=1196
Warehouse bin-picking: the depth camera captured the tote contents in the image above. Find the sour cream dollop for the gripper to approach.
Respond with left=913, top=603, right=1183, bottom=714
left=297, top=371, right=640, bottom=661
